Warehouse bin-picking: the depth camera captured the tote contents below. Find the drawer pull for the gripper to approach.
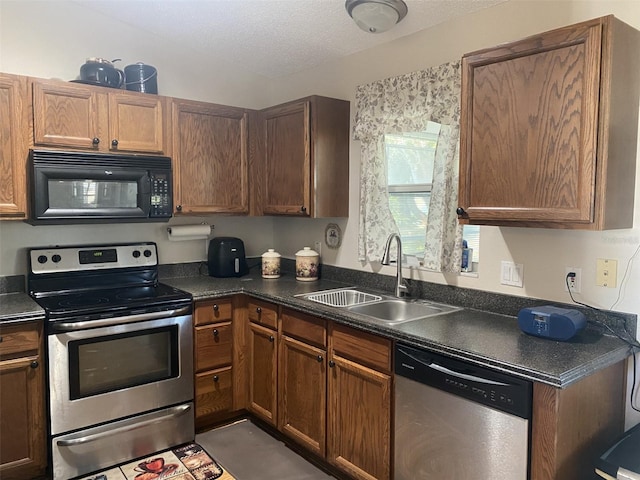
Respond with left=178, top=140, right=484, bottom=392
left=317, top=355, right=323, bottom=363
left=213, top=329, right=219, bottom=337
left=213, top=375, right=219, bottom=382
left=212, top=304, right=219, bottom=312
left=31, top=360, right=39, bottom=369
left=269, top=335, right=275, bottom=342
left=329, top=360, right=335, bottom=368
left=256, top=307, right=262, bottom=314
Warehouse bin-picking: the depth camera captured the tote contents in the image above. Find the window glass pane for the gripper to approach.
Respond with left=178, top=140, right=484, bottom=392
left=389, top=192, right=430, bottom=257
left=386, top=130, right=439, bottom=186
left=463, top=225, right=480, bottom=264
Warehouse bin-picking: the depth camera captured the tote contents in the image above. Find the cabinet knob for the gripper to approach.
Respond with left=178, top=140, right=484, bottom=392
left=176, top=205, right=183, bottom=212
left=92, top=137, right=100, bottom=146
left=212, top=304, right=219, bottom=312
left=300, top=206, right=307, bottom=213
left=456, top=207, right=466, bottom=215
left=256, top=307, right=262, bottom=314
left=269, top=335, right=275, bottom=342
left=329, top=360, right=335, bottom=368
left=317, top=355, right=323, bottom=363
left=30, top=360, right=39, bottom=369
left=213, top=375, right=219, bottom=382
left=111, top=139, right=119, bottom=148
left=213, top=329, right=219, bottom=337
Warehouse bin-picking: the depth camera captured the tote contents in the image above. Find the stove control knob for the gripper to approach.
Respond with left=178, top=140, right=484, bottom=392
left=132, top=250, right=141, bottom=258
left=52, top=254, right=61, bottom=263
left=143, top=249, right=152, bottom=258
left=37, top=255, right=48, bottom=264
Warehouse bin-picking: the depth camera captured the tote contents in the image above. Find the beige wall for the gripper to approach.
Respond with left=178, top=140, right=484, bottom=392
left=2, top=0, right=640, bottom=425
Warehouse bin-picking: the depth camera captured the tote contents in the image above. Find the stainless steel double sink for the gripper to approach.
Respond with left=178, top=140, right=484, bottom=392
left=297, top=288, right=460, bottom=326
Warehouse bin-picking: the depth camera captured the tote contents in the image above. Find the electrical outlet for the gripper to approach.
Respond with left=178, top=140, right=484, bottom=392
left=314, top=241, right=322, bottom=257
left=565, top=267, right=581, bottom=294
left=596, top=258, right=617, bottom=288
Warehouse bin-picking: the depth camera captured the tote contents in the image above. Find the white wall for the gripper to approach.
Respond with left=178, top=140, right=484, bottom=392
left=2, top=0, right=640, bottom=425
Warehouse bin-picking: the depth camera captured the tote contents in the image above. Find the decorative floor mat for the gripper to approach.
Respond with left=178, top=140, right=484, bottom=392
left=78, top=442, right=235, bottom=480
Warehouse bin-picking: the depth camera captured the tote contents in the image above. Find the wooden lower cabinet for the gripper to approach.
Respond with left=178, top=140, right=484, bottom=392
left=0, top=322, right=46, bottom=480
left=248, top=321, right=278, bottom=425
left=279, top=333, right=327, bottom=457
left=195, top=367, right=233, bottom=420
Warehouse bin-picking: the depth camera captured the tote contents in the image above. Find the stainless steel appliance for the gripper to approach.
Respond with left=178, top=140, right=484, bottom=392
left=394, top=344, right=532, bottom=480
left=29, top=149, right=173, bottom=224
left=28, top=242, right=194, bottom=480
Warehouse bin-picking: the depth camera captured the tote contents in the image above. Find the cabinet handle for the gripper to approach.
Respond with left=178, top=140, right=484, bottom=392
left=213, top=329, right=219, bottom=337
left=176, top=205, right=183, bottom=212
left=212, top=304, right=219, bottom=312
left=92, top=137, right=100, bottom=146
left=111, top=139, right=119, bottom=148
left=456, top=207, right=466, bottom=215
left=317, top=355, right=323, bottom=363
left=269, top=335, right=275, bottom=342
left=329, top=360, right=335, bottom=368
left=0, top=336, right=3, bottom=342
left=256, top=307, right=262, bottom=314
left=213, top=375, right=219, bottom=382
left=30, top=360, right=39, bottom=369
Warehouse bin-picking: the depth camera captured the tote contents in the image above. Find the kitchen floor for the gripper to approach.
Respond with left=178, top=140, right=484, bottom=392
left=195, top=419, right=337, bottom=480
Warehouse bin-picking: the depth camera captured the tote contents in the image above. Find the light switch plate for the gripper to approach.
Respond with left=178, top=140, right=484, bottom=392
left=500, top=261, right=523, bottom=288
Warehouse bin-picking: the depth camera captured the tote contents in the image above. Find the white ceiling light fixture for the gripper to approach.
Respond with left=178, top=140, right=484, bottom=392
left=345, top=0, right=408, bottom=34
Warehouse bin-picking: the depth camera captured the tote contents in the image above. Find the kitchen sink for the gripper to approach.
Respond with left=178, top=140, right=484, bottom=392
left=299, top=288, right=460, bottom=325
left=347, top=299, right=460, bottom=325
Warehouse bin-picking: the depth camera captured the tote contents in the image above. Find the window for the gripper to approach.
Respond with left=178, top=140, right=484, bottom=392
left=385, top=122, right=480, bottom=270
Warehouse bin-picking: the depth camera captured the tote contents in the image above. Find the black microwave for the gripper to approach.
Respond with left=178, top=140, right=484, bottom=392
left=29, top=149, right=173, bottom=224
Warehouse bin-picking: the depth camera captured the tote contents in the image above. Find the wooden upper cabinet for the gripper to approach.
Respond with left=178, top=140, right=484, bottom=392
left=257, top=95, right=350, bottom=218
left=0, top=73, right=28, bottom=219
left=172, top=99, right=249, bottom=214
left=32, top=78, right=167, bottom=154
left=458, top=15, right=640, bottom=229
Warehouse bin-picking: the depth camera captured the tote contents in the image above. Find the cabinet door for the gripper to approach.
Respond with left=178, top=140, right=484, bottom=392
left=172, top=100, right=249, bottom=214
left=0, top=74, right=28, bottom=219
left=0, top=356, right=46, bottom=479
left=458, top=20, right=603, bottom=225
left=32, top=79, right=103, bottom=149
left=108, top=92, right=166, bottom=154
left=278, top=335, right=326, bottom=456
left=262, top=101, right=311, bottom=216
left=194, top=322, right=232, bottom=372
left=327, top=355, right=391, bottom=480
left=248, top=322, right=277, bottom=426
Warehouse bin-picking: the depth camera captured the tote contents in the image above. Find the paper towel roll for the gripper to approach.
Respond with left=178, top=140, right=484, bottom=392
left=167, top=224, right=212, bottom=241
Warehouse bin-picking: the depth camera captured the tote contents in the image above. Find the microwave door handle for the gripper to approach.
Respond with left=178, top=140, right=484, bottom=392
left=52, top=306, right=191, bottom=332
left=56, top=404, right=192, bottom=447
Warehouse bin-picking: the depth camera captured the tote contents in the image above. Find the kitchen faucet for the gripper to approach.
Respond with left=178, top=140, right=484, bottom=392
left=381, top=233, right=408, bottom=297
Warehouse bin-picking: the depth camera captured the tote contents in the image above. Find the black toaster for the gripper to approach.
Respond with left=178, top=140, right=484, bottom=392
left=208, top=237, right=249, bottom=277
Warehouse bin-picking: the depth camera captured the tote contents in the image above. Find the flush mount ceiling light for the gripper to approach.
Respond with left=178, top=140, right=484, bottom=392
left=345, top=0, right=408, bottom=34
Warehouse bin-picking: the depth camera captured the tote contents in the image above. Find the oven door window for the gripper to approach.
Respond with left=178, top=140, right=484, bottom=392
left=68, top=325, right=179, bottom=399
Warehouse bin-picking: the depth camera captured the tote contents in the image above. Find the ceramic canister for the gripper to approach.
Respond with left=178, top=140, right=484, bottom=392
left=295, top=247, right=319, bottom=281
left=261, top=249, right=281, bottom=279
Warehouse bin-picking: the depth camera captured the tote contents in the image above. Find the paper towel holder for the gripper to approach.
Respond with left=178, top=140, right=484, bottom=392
left=166, top=223, right=214, bottom=235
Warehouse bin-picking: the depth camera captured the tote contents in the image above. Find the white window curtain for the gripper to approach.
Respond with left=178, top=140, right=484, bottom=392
left=353, top=61, right=463, bottom=272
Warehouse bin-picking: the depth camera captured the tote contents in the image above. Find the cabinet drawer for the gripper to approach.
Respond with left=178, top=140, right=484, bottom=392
left=195, top=367, right=233, bottom=420
left=331, top=323, right=391, bottom=373
left=0, top=323, right=40, bottom=357
left=281, top=309, right=326, bottom=347
left=248, top=299, right=278, bottom=330
left=195, top=298, right=233, bottom=326
left=195, top=322, right=232, bottom=372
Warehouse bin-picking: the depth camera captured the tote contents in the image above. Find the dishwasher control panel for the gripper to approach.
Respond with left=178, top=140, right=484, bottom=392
left=395, top=344, right=532, bottom=419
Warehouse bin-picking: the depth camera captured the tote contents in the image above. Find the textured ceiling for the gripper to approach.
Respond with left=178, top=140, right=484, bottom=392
left=74, top=0, right=508, bottom=78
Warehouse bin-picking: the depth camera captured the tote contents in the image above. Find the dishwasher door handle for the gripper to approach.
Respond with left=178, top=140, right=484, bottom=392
left=427, top=362, right=509, bottom=386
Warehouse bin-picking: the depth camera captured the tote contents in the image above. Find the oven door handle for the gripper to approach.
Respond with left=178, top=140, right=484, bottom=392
left=52, top=306, right=192, bottom=332
left=56, top=404, right=192, bottom=447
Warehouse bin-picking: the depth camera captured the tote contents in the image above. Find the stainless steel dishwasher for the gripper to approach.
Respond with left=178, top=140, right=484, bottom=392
left=394, top=344, right=532, bottom=479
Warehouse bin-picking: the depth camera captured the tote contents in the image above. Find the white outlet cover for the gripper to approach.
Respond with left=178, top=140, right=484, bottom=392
left=500, top=261, right=523, bottom=288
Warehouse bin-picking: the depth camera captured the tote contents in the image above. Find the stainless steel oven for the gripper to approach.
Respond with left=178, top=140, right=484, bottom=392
left=28, top=242, right=194, bottom=480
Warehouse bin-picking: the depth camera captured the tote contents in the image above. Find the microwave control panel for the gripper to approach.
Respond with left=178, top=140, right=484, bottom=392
left=150, top=172, right=172, bottom=217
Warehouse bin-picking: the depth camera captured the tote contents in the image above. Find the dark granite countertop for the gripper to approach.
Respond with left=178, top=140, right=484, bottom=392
left=162, top=272, right=633, bottom=389
left=0, top=292, right=45, bottom=324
